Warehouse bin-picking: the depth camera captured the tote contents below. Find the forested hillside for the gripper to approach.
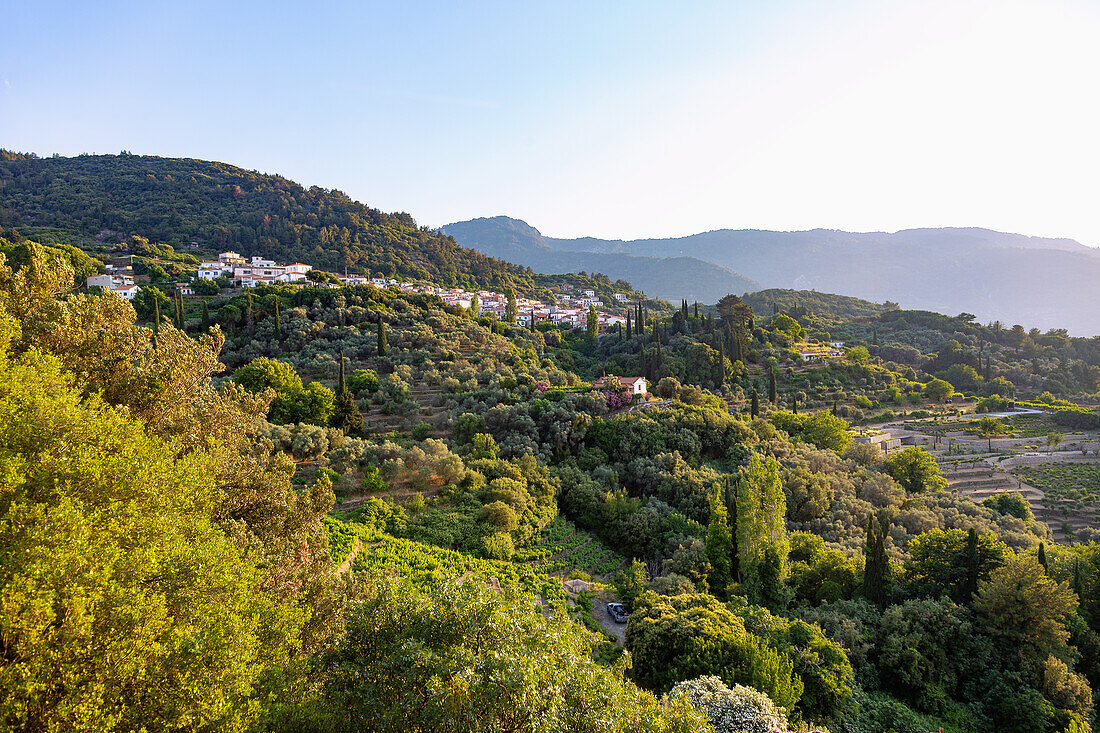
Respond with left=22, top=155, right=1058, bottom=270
left=7, top=233, right=1100, bottom=732
left=0, top=151, right=540, bottom=290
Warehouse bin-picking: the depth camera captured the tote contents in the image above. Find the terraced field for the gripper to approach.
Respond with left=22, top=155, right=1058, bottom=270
left=1012, top=463, right=1100, bottom=503
left=517, top=517, right=627, bottom=580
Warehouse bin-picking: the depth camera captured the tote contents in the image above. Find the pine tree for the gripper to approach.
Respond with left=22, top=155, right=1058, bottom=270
left=706, top=488, right=734, bottom=598
left=377, top=320, right=387, bottom=357
left=863, top=514, right=891, bottom=607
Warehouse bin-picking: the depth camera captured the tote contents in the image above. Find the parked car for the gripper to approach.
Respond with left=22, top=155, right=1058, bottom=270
left=607, top=602, right=629, bottom=624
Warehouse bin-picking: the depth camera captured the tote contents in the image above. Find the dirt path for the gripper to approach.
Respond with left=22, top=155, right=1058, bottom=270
left=337, top=538, right=363, bottom=574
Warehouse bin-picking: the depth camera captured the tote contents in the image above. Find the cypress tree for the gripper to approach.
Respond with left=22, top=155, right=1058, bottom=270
left=694, top=301, right=699, bottom=319
left=332, top=349, right=364, bottom=435
left=768, top=367, right=778, bottom=404
left=791, top=393, right=798, bottom=414
left=706, top=488, right=734, bottom=598
left=174, top=290, right=182, bottom=329
left=201, top=300, right=210, bottom=331
left=863, top=514, right=891, bottom=607
left=725, top=475, right=738, bottom=580
left=377, top=319, right=387, bottom=356
left=1038, top=542, right=1048, bottom=573
left=274, top=297, right=281, bottom=338
left=751, top=388, right=759, bottom=418
left=963, top=527, right=980, bottom=601
left=152, top=298, right=161, bottom=348
left=625, top=312, right=631, bottom=339
left=718, top=340, right=726, bottom=386
left=1073, top=559, right=1085, bottom=604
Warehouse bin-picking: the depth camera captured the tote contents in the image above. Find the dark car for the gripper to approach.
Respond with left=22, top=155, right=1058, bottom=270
left=606, top=602, right=629, bottom=624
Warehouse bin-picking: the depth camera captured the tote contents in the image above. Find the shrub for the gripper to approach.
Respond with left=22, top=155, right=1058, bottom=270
left=669, top=675, right=788, bottom=733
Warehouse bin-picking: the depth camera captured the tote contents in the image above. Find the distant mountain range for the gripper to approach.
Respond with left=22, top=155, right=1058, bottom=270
left=442, top=217, right=1100, bottom=335
left=440, top=217, right=759, bottom=303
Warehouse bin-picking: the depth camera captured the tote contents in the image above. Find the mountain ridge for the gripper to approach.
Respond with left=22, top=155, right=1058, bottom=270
left=445, top=216, right=1100, bottom=334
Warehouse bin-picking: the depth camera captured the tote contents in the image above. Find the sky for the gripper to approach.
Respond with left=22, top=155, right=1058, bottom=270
left=3, top=0, right=1100, bottom=245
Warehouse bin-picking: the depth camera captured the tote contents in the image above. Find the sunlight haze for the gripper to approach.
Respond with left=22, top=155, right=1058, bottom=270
left=3, top=0, right=1098, bottom=244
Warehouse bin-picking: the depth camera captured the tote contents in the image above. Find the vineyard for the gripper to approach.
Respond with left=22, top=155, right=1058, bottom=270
left=515, top=518, right=627, bottom=580
left=325, top=516, right=567, bottom=605
left=1011, top=463, right=1100, bottom=503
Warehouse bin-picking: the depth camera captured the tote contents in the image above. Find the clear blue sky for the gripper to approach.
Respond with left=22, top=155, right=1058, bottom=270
left=4, top=0, right=1100, bottom=245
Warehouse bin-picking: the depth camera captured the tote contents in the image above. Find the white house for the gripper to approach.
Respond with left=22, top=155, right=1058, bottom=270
left=219, top=251, right=245, bottom=264
left=87, top=274, right=134, bottom=289
left=112, top=285, right=141, bottom=300
left=198, top=268, right=223, bottom=280
left=175, top=282, right=194, bottom=296
left=593, top=376, right=648, bottom=395
left=829, top=341, right=845, bottom=348
left=613, top=293, right=629, bottom=301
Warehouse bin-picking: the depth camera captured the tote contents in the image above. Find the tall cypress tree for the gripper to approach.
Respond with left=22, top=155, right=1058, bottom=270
left=332, top=349, right=364, bottom=435
left=274, top=297, right=281, bottom=339
left=694, top=301, right=699, bottom=319
left=246, top=291, right=254, bottom=334
left=963, top=527, right=981, bottom=601
left=377, top=319, right=387, bottom=357
left=200, top=300, right=210, bottom=331
left=625, top=312, right=631, bottom=339
left=718, top=340, right=726, bottom=386
left=768, top=367, right=778, bottom=404
left=863, top=513, right=891, bottom=607
left=1038, top=542, right=1048, bottom=573
left=751, top=387, right=760, bottom=418
left=706, top=488, right=734, bottom=598
left=152, top=298, right=161, bottom=348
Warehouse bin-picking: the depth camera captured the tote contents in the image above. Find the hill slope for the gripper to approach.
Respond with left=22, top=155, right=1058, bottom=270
left=441, top=216, right=759, bottom=302
left=0, top=152, right=538, bottom=291
left=445, top=216, right=1100, bottom=334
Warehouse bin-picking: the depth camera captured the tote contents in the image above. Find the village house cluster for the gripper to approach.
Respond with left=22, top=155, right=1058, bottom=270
left=88, top=251, right=632, bottom=331
left=389, top=283, right=628, bottom=332
left=197, top=251, right=313, bottom=287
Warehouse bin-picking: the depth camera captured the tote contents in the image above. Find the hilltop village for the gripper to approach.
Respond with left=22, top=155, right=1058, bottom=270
left=89, top=250, right=631, bottom=331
